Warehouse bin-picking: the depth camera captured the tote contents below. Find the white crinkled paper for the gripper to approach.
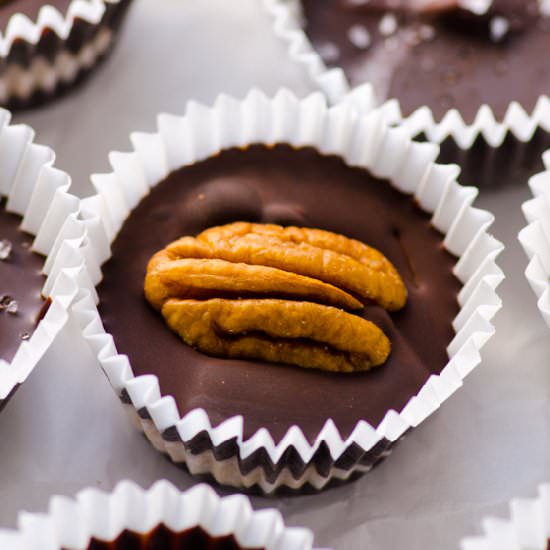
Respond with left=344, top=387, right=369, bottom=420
left=264, top=0, right=550, bottom=149
left=519, top=151, right=550, bottom=328
left=0, top=480, right=316, bottom=550
left=0, top=107, right=80, bottom=401
left=461, top=484, right=550, bottom=550
left=66, top=88, right=504, bottom=492
left=0, top=0, right=114, bottom=52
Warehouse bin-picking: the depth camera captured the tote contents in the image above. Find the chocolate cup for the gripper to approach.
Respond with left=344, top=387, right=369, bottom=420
left=0, top=480, right=315, bottom=550
left=70, top=90, right=504, bottom=492
left=0, top=0, right=133, bottom=110
left=0, top=106, right=79, bottom=411
left=265, top=0, right=550, bottom=188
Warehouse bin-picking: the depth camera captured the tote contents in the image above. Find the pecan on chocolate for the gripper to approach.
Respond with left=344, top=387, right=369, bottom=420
left=145, top=256, right=363, bottom=311
left=166, top=222, right=407, bottom=311
left=145, top=222, right=408, bottom=373
left=161, top=299, right=391, bottom=373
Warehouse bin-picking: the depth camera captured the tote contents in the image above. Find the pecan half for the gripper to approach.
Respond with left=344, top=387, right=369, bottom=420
left=145, top=222, right=407, bottom=373
left=161, top=299, right=390, bottom=372
left=167, top=222, right=407, bottom=311
left=145, top=256, right=363, bottom=311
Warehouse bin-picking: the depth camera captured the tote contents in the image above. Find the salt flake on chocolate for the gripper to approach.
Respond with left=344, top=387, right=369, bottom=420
left=539, top=0, right=550, bottom=16
left=348, top=24, right=372, bottom=49
left=490, top=16, right=509, bottom=42
left=411, top=0, right=492, bottom=14
left=0, top=239, right=12, bottom=260
left=0, top=295, right=17, bottom=315
left=6, top=300, right=18, bottom=315
left=317, top=42, right=340, bottom=63
left=379, top=13, right=398, bottom=36
left=458, top=0, right=493, bottom=15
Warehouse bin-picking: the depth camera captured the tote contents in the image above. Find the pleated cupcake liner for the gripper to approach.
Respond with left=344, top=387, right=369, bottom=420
left=0, top=0, right=132, bottom=110
left=0, top=106, right=82, bottom=409
left=0, top=480, right=317, bottom=550
left=461, top=484, right=550, bottom=550
left=61, top=88, right=504, bottom=492
left=518, top=150, right=550, bottom=327
left=265, top=0, right=550, bottom=187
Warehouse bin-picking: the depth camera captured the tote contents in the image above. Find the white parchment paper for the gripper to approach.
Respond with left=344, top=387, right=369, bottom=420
left=1, top=1, right=549, bottom=549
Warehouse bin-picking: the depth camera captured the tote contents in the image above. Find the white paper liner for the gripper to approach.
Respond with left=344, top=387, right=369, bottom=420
left=0, top=106, right=81, bottom=402
left=0, top=0, right=128, bottom=108
left=0, top=0, right=119, bottom=55
left=518, top=151, right=550, bottom=327
left=264, top=0, right=550, bottom=149
left=65, top=88, right=504, bottom=492
left=461, top=484, right=550, bottom=550
left=0, top=480, right=317, bottom=550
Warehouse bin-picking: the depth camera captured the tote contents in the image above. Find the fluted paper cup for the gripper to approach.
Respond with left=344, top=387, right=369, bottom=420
left=519, top=150, right=550, bottom=326
left=63, top=88, right=504, bottom=492
left=265, top=0, right=550, bottom=187
left=0, top=0, right=132, bottom=110
left=0, top=480, right=317, bottom=550
left=0, top=106, right=82, bottom=411
left=461, top=484, right=550, bottom=550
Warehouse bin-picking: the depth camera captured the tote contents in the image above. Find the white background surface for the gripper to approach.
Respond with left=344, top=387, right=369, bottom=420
left=1, top=1, right=550, bottom=549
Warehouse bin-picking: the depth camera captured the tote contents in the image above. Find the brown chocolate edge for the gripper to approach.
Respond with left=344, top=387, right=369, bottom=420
left=120, top=390, right=397, bottom=493
left=82, top=525, right=260, bottom=549
left=3, top=0, right=133, bottom=111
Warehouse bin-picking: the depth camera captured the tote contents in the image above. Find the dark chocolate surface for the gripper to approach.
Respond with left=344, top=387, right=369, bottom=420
left=98, top=145, right=460, bottom=443
left=0, top=0, right=72, bottom=28
left=302, top=0, right=550, bottom=122
left=0, top=199, right=45, bottom=362
left=69, top=525, right=260, bottom=550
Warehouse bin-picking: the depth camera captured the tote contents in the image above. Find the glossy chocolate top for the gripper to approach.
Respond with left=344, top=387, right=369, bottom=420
left=0, top=200, right=45, bottom=362
left=0, top=0, right=72, bottom=28
left=302, top=0, right=550, bottom=122
left=98, top=145, right=460, bottom=443
left=73, top=525, right=259, bottom=550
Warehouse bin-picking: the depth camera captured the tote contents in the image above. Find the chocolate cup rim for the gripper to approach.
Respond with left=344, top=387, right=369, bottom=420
left=461, top=483, right=550, bottom=550
left=519, top=150, right=550, bottom=329
left=68, top=89, right=504, bottom=491
left=0, top=106, right=80, bottom=405
left=0, top=480, right=317, bottom=549
left=264, top=0, right=550, bottom=150
left=0, top=0, right=122, bottom=56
